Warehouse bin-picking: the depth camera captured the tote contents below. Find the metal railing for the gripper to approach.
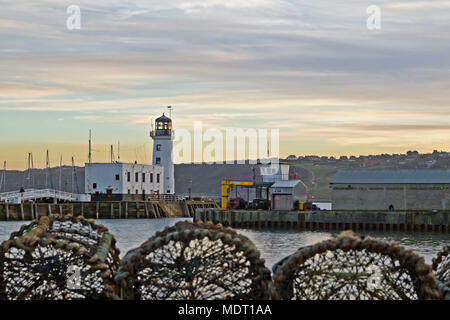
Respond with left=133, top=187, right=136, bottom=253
left=147, top=194, right=180, bottom=202
left=0, top=188, right=91, bottom=203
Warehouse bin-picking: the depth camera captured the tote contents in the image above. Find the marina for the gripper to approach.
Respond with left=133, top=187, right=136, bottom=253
left=1, top=111, right=449, bottom=301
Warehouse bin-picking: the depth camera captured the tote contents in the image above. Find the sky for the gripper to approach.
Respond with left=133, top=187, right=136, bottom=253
left=0, top=0, right=449, bottom=170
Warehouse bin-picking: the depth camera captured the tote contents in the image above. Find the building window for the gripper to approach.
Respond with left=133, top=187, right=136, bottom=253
left=142, top=173, right=146, bottom=182
left=115, top=174, right=120, bottom=181
left=167, top=190, right=170, bottom=194
left=143, top=190, right=146, bottom=195
left=93, top=183, right=97, bottom=190
left=156, top=157, right=161, bottom=164
left=157, top=174, right=160, bottom=183
left=127, top=172, right=130, bottom=182
left=150, top=173, right=153, bottom=183
left=156, top=144, right=161, bottom=151
left=128, top=189, right=131, bottom=194
left=135, top=172, right=139, bottom=182
left=136, top=189, right=139, bottom=194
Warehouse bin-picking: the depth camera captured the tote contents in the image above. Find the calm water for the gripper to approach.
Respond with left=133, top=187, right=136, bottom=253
left=1, top=219, right=448, bottom=268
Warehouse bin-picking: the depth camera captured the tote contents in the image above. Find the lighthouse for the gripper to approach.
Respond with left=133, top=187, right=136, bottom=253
left=150, top=113, right=175, bottom=194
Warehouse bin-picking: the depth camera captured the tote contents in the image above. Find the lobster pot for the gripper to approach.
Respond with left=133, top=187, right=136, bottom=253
left=0, top=214, right=120, bottom=300
left=271, top=231, right=441, bottom=300
left=115, top=221, right=272, bottom=300
left=433, top=246, right=450, bottom=300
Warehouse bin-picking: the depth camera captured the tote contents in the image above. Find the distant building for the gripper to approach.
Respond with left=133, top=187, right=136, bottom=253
left=286, top=155, right=297, bottom=161
left=258, top=163, right=290, bottom=183
left=85, top=162, right=164, bottom=201
left=362, top=159, right=386, bottom=167
left=330, top=169, right=450, bottom=210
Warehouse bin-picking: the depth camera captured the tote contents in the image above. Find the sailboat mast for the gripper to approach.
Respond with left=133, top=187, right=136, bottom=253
left=59, top=155, right=62, bottom=190
left=45, top=150, right=49, bottom=189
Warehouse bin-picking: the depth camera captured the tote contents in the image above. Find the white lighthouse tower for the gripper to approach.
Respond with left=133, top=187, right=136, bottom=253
left=150, top=112, right=175, bottom=194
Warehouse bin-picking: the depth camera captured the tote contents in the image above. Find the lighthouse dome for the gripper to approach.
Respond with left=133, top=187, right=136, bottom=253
left=156, top=113, right=171, bottom=123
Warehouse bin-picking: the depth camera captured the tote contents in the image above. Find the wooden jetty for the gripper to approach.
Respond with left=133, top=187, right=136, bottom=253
left=0, top=200, right=218, bottom=221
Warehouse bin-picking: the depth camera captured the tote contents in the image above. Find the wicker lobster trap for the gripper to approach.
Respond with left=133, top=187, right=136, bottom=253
left=270, top=231, right=441, bottom=300
left=115, top=221, right=272, bottom=300
left=0, top=214, right=120, bottom=300
left=433, top=246, right=450, bottom=300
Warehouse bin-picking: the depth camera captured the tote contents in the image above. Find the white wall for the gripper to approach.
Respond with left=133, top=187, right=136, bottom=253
left=122, top=163, right=164, bottom=195
left=85, top=163, right=123, bottom=194
left=152, top=136, right=175, bottom=194
left=85, top=163, right=164, bottom=195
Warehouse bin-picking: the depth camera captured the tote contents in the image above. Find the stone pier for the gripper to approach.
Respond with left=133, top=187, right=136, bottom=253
left=194, top=209, right=450, bottom=233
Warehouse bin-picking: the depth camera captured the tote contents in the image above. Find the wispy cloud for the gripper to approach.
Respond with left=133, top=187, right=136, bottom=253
left=0, top=1, right=449, bottom=169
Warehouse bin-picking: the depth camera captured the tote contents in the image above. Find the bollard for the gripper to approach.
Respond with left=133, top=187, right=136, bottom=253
left=19, top=203, right=24, bottom=221
left=136, top=202, right=140, bottom=219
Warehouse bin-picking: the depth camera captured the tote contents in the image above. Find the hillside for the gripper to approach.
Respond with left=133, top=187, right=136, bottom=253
left=2, top=155, right=448, bottom=200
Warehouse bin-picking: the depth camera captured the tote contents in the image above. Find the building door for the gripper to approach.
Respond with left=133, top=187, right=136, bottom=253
left=106, top=189, right=113, bottom=201
left=273, top=194, right=292, bottom=210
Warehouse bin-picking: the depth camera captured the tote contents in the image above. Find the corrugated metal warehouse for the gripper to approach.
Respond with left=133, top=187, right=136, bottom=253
left=330, top=169, right=450, bottom=210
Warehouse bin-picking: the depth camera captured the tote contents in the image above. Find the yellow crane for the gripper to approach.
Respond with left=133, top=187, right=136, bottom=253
left=221, top=179, right=253, bottom=210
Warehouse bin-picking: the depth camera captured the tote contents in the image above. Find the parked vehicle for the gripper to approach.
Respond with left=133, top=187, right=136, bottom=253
left=228, top=198, right=248, bottom=210
left=252, top=199, right=270, bottom=210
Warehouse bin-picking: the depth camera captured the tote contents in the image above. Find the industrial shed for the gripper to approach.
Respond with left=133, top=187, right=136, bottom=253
left=330, top=170, right=450, bottom=211
left=270, top=180, right=307, bottom=210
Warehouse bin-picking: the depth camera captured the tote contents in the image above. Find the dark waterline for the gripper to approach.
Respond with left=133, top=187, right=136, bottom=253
left=1, top=219, right=448, bottom=268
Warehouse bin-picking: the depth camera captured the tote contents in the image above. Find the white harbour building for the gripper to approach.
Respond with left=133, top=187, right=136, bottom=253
left=85, top=162, right=164, bottom=201
left=84, top=111, right=176, bottom=200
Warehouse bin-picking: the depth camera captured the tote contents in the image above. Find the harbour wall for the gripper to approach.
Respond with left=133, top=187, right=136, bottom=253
left=194, top=209, right=450, bottom=233
left=0, top=201, right=218, bottom=221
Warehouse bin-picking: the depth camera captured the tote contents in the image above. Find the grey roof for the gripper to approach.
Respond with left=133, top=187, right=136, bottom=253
left=271, top=180, right=301, bottom=188
left=330, top=169, right=450, bottom=184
